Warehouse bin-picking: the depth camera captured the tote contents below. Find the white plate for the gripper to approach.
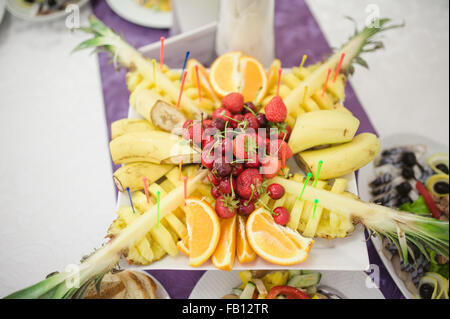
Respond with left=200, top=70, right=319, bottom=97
left=0, top=0, right=6, bottom=25
left=189, top=270, right=385, bottom=299
left=358, top=133, right=449, bottom=299
left=133, top=270, right=171, bottom=299
left=106, top=0, right=172, bottom=29
left=114, top=68, right=370, bottom=271
left=6, top=0, right=89, bottom=22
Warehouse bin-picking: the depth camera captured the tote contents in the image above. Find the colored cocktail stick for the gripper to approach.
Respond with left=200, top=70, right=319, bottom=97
left=300, top=54, right=308, bottom=70
left=152, top=59, right=157, bottom=83
left=184, top=176, right=188, bottom=206
left=156, top=190, right=161, bottom=228
left=142, top=177, right=150, bottom=203
left=195, top=65, right=202, bottom=102
left=302, top=85, right=308, bottom=105
left=180, top=51, right=190, bottom=82
left=333, top=53, right=346, bottom=82
left=126, top=187, right=136, bottom=214
left=276, top=68, right=282, bottom=97
left=298, top=173, right=313, bottom=202
left=322, top=68, right=332, bottom=97
left=312, top=199, right=319, bottom=219
left=159, top=37, right=165, bottom=70
left=177, top=70, right=188, bottom=109
left=313, top=160, right=324, bottom=188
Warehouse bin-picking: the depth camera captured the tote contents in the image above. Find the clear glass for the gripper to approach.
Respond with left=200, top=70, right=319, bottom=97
left=215, top=0, right=275, bottom=67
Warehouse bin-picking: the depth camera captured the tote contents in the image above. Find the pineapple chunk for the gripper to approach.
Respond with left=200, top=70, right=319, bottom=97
left=312, top=91, right=337, bottom=110
left=326, top=74, right=347, bottom=102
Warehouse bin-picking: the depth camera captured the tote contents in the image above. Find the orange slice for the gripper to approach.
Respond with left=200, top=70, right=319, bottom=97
left=212, top=215, right=237, bottom=271
left=209, top=52, right=268, bottom=103
left=185, top=198, right=221, bottom=267
left=187, top=59, right=220, bottom=105
left=246, top=208, right=314, bottom=266
left=236, top=215, right=256, bottom=264
left=177, top=236, right=189, bottom=256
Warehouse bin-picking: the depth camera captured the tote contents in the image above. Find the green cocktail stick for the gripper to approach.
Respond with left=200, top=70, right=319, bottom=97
left=298, top=173, right=313, bottom=202
left=313, top=160, right=324, bottom=188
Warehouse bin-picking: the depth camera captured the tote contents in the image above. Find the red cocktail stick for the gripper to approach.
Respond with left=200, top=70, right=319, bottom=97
left=322, top=68, right=332, bottom=97
left=177, top=70, right=188, bottom=109
left=195, top=65, right=202, bottom=102
left=142, top=177, right=150, bottom=203
left=184, top=176, right=188, bottom=206
left=333, top=53, right=346, bottom=82
left=276, top=68, right=282, bottom=97
left=160, top=36, right=165, bottom=70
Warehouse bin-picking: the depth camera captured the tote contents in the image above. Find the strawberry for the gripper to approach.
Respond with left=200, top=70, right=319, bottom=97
left=265, top=96, right=287, bottom=123
left=267, top=139, right=293, bottom=159
left=233, top=133, right=258, bottom=159
left=269, top=122, right=292, bottom=141
left=215, top=196, right=238, bottom=219
left=222, top=93, right=244, bottom=114
left=212, top=107, right=232, bottom=122
left=260, top=156, right=281, bottom=179
left=236, top=168, right=264, bottom=200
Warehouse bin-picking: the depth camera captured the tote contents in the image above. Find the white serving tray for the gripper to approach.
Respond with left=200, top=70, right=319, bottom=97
left=189, top=270, right=385, bottom=299
left=358, top=133, right=449, bottom=299
left=115, top=73, right=370, bottom=271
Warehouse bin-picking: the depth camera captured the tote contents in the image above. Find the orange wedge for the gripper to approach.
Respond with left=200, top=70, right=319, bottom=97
left=212, top=215, right=237, bottom=271
left=236, top=215, right=257, bottom=264
left=187, top=59, right=220, bottom=105
left=177, top=236, right=189, bottom=256
left=209, top=52, right=268, bottom=103
left=185, top=198, right=221, bottom=267
left=246, top=208, right=314, bottom=266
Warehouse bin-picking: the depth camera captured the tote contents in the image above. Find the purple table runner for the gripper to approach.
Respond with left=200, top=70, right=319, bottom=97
left=91, top=0, right=403, bottom=299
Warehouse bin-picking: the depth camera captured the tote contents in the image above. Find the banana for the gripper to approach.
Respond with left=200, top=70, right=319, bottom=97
left=288, top=110, right=360, bottom=153
left=134, top=89, right=187, bottom=134
left=111, top=119, right=156, bottom=140
left=297, top=133, right=381, bottom=180
left=110, top=131, right=200, bottom=165
left=113, top=162, right=173, bottom=192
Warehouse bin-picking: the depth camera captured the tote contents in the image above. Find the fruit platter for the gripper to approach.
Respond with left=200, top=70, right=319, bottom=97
left=4, top=15, right=448, bottom=299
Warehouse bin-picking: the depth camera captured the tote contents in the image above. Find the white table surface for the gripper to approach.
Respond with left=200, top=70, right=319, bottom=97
left=0, top=1, right=448, bottom=297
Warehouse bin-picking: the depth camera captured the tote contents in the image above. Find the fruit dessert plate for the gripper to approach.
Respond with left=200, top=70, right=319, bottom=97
left=115, top=84, right=370, bottom=271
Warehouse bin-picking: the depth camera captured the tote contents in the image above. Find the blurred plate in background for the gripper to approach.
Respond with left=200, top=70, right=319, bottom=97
left=106, top=0, right=172, bottom=29
left=358, top=133, right=449, bottom=299
left=6, top=0, right=89, bottom=22
left=189, top=270, right=385, bottom=299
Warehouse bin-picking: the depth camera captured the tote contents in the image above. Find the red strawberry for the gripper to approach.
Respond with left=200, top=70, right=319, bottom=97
left=265, top=96, right=287, bottom=123
left=212, top=107, right=232, bottom=122
left=236, top=168, right=264, bottom=200
left=267, top=139, right=293, bottom=159
left=233, top=133, right=258, bottom=159
left=260, top=156, right=281, bottom=179
left=215, top=196, right=238, bottom=219
left=273, top=207, right=290, bottom=226
left=222, top=93, right=244, bottom=114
